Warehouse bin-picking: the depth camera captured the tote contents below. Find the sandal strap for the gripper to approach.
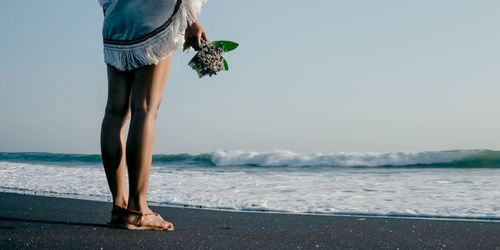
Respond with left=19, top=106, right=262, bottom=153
left=123, top=209, right=144, bottom=226
left=123, top=210, right=161, bottom=227
left=126, top=209, right=144, bottom=215
left=122, top=210, right=172, bottom=230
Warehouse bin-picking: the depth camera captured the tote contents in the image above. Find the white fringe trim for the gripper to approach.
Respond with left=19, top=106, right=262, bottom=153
left=103, top=0, right=207, bottom=71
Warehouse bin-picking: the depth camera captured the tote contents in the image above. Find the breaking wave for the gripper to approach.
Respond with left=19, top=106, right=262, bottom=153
left=1, top=149, right=500, bottom=168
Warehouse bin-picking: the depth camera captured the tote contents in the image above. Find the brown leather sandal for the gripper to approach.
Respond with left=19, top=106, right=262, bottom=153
left=120, top=209, right=174, bottom=231
left=107, top=205, right=128, bottom=227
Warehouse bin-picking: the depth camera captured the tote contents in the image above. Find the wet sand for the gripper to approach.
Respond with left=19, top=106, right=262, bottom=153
left=0, top=192, right=499, bottom=249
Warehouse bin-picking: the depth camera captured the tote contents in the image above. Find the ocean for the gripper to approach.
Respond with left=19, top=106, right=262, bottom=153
left=1, top=149, right=500, bottom=220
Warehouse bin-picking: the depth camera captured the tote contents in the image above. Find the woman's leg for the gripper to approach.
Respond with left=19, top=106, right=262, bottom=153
left=126, top=55, right=173, bottom=213
left=100, top=65, right=133, bottom=209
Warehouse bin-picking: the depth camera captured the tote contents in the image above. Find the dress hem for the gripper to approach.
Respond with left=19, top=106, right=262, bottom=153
left=101, top=0, right=207, bottom=71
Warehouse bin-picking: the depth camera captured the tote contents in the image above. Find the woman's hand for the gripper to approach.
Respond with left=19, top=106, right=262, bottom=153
left=184, top=21, right=207, bottom=51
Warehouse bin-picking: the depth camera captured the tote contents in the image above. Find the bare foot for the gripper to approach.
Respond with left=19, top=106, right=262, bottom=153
left=123, top=210, right=174, bottom=231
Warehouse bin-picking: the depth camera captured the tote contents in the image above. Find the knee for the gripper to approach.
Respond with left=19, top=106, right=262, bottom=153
left=130, top=102, right=160, bottom=120
left=105, top=104, right=130, bottom=120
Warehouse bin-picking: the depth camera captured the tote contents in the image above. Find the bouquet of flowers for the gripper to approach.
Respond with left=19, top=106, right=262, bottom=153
left=184, top=40, right=239, bottom=78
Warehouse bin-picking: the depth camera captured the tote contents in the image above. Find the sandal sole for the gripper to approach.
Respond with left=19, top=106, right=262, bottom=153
left=119, top=223, right=174, bottom=231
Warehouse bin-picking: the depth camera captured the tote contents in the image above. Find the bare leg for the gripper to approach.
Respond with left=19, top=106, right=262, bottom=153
left=100, top=66, right=133, bottom=209
left=126, top=56, right=172, bottom=213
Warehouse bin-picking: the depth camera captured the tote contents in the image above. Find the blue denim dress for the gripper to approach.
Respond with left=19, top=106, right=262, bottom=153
left=98, top=0, right=207, bottom=71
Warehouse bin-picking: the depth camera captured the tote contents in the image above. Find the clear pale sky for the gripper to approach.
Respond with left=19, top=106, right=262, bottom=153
left=0, top=1, right=499, bottom=154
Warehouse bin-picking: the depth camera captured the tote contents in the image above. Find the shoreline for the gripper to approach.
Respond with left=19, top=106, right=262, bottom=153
left=2, top=189, right=500, bottom=223
left=1, top=192, right=500, bottom=248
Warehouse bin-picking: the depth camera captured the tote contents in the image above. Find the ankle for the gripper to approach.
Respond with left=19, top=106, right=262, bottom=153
left=127, top=196, right=150, bottom=212
left=113, top=197, right=128, bottom=209
left=128, top=204, right=151, bottom=213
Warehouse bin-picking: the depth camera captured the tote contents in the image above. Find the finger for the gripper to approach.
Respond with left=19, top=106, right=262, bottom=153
left=195, top=35, right=201, bottom=50
left=192, top=38, right=200, bottom=50
left=187, top=37, right=197, bottom=50
left=201, top=32, right=208, bottom=42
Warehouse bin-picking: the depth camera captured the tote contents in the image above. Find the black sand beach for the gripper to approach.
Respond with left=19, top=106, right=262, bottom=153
left=1, top=192, right=499, bottom=249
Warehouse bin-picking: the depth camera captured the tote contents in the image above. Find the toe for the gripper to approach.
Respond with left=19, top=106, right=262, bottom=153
left=164, top=221, right=174, bottom=230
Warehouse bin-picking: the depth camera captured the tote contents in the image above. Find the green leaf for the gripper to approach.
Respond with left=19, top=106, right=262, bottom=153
left=189, top=52, right=200, bottom=65
left=220, top=56, right=229, bottom=71
left=183, top=42, right=191, bottom=52
left=210, top=41, right=239, bottom=52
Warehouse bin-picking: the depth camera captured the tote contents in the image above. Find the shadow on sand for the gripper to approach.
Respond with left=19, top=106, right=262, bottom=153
left=0, top=216, right=113, bottom=229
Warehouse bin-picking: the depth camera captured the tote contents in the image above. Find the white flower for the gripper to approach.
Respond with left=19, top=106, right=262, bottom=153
left=189, top=40, right=225, bottom=78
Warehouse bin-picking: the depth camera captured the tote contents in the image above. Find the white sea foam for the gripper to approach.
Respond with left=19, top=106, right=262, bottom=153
left=210, top=149, right=477, bottom=167
left=1, top=159, right=500, bottom=219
